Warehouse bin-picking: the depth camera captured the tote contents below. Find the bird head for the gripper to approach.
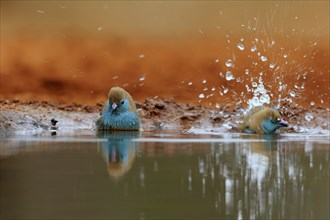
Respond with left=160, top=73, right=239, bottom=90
left=260, top=108, right=288, bottom=134
left=107, top=87, right=137, bottom=114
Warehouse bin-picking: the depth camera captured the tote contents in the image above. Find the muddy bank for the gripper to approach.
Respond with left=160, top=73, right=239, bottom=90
left=1, top=99, right=329, bottom=137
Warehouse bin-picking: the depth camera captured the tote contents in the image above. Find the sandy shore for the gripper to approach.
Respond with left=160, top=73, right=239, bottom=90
left=1, top=99, right=329, bottom=137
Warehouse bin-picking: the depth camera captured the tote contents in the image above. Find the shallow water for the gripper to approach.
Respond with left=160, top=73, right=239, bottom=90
left=1, top=131, right=329, bottom=220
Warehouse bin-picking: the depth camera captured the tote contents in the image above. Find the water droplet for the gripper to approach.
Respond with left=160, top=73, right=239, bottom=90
left=225, top=59, right=233, bottom=67
left=310, top=101, right=315, bottom=106
left=283, top=54, right=288, bottom=58
left=199, top=93, right=205, bottom=99
left=223, top=88, right=229, bottom=94
left=245, top=69, right=249, bottom=74
left=240, top=37, right=244, bottom=41
left=97, top=27, right=103, bottom=31
left=139, top=54, right=145, bottom=58
left=237, top=43, right=245, bottom=51
left=202, top=80, right=207, bottom=83
left=139, top=76, right=145, bottom=81
left=252, top=82, right=258, bottom=87
left=305, top=113, right=313, bottom=121
left=251, top=97, right=260, bottom=106
left=225, top=71, right=234, bottom=81
left=289, top=90, right=296, bottom=97
left=188, top=82, right=193, bottom=86
left=260, top=94, right=270, bottom=104
left=215, top=103, right=220, bottom=109
left=250, top=45, right=257, bottom=52
left=245, top=84, right=251, bottom=92
left=261, top=56, right=267, bottom=62
left=215, top=59, right=220, bottom=63
left=211, top=87, right=215, bottom=91
left=269, top=63, right=276, bottom=69
left=294, top=16, right=298, bottom=20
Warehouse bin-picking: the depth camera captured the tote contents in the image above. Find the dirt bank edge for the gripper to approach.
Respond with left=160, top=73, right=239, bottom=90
left=1, top=99, right=329, bottom=137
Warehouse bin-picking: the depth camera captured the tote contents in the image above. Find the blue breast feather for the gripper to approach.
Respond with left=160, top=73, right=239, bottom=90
left=97, top=109, right=140, bottom=130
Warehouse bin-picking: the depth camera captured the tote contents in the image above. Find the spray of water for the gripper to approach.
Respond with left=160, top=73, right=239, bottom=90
left=194, top=3, right=322, bottom=113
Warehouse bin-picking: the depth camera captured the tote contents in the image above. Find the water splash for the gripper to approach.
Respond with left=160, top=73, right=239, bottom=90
left=226, top=71, right=235, bottom=81
left=246, top=78, right=270, bottom=110
left=208, top=11, right=324, bottom=113
left=305, top=113, right=314, bottom=121
left=225, top=59, right=233, bottom=67
left=289, top=90, right=296, bottom=97
left=237, top=43, right=245, bottom=51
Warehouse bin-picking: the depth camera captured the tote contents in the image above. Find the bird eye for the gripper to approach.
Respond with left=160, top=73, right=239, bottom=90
left=121, top=100, right=124, bottom=105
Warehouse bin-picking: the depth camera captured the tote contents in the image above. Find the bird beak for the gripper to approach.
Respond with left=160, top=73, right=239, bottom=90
left=111, top=103, right=118, bottom=111
left=278, top=120, right=288, bottom=127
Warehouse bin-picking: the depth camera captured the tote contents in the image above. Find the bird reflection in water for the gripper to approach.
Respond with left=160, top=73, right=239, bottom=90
left=96, top=131, right=140, bottom=178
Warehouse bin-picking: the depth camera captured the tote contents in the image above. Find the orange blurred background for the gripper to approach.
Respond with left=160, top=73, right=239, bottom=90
left=1, top=1, right=329, bottom=107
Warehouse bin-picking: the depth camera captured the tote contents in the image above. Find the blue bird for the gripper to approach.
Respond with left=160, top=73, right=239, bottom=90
left=96, top=87, right=140, bottom=131
left=240, top=106, right=288, bottom=134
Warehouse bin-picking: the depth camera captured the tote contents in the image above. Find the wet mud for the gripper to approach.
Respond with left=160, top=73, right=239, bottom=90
left=1, top=99, right=328, bottom=137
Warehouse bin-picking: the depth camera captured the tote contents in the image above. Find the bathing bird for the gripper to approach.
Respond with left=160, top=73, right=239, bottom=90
left=240, top=106, right=288, bottom=134
left=96, top=87, right=140, bottom=131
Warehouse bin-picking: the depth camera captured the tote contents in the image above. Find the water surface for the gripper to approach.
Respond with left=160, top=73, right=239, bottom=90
left=1, top=131, right=329, bottom=220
